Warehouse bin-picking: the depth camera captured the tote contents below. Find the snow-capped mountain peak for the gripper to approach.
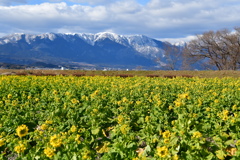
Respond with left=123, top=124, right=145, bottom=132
left=0, top=33, right=24, bottom=44
left=0, top=32, right=185, bottom=70
left=0, top=32, right=160, bottom=47
left=0, top=33, right=58, bottom=44
left=95, top=32, right=120, bottom=40
left=0, top=32, right=181, bottom=58
left=0, top=32, right=170, bottom=59
left=76, top=32, right=129, bottom=46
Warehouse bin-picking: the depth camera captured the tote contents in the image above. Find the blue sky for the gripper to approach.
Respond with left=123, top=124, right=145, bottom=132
left=0, top=0, right=240, bottom=42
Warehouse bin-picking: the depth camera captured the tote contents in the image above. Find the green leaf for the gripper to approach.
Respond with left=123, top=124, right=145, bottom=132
left=72, top=154, right=77, bottom=160
left=224, top=139, right=234, bottom=146
left=127, top=142, right=135, bottom=148
left=91, top=127, right=100, bottom=135
left=145, top=145, right=151, bottom=153
left=206, top=153, right=214, bottom=160
left=216, top=150, right=226, bottom=160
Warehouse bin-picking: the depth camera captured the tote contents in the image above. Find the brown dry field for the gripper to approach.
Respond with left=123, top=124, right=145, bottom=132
left=0, top=69, right=240, bottom=78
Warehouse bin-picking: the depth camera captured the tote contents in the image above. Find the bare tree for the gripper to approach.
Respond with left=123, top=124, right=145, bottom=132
left=183, top=27, right=240, bottom=70
left=162, top=44, right=183, bottom=70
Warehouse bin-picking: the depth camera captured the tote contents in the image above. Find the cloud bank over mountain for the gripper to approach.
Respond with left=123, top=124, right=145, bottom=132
left=0, top=0, right=240, bottom=42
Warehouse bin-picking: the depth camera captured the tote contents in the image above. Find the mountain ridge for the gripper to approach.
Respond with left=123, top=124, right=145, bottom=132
left=0, top=32, right=183, bottom=69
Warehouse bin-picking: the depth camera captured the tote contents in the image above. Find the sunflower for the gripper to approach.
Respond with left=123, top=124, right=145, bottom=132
left=44, top=147, right=55, bottom=158
left=40, top=124, right=48, bottom=130
left=50, top=134, right=62, bottom=148
left=16, top=124, right=29, bottom=138
left=157, top=146, right=169, bottom=158
left=70, top=125, right=77, bottom=132
left=162, top=130, right=171, bottom=139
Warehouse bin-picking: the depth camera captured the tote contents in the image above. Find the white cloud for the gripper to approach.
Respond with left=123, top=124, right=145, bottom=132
left=0, top=0, right=240, bottom=40
left=159, top=35, right=196, bottom=44
left=68, top=0, right=116, bottom=5
left=109, top=0, right=142, bottom=14
left=147, top=0, right=174, bottom=8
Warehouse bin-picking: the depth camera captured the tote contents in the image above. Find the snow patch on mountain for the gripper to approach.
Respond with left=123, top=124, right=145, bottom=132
left=174, top=41, right=186, bottom=47
left=76, top=33, right=95, bottom=46
left=126, top=35, right=164, bottom=57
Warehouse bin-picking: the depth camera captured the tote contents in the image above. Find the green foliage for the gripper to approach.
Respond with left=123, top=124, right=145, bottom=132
left=0, top=75, right=240, bottom=159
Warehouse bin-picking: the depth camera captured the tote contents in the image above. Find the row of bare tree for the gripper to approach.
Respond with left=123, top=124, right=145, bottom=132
left=162, top=27, right=240, bottom=70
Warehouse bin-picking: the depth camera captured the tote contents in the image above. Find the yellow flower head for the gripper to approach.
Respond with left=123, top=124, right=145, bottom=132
left=172, top=154, right=179, bottom=160
left=223, top=110, right=229, bottom=116
left=174, top=101, right=182, bottom=107
left=0, top=139, right=5, bottom=147
left=122, top=97, right=128, bottom=103
left=53, top=90, right=58, bottom=95
left=145, top=116, right=150, bottom=122
left=164, top=139, right=170, bottom=144
left=234, top=113, right=238, bottom=118
left=222, top=116, right=228, bottom=121
left=70, top=125, right=77, bottom=132
left=75, top=134, right=81, bottom=144
left=16, top=124, right=29, bottom=138
left=50, top=134, right=62, bottom=148
left=71, top=98, right=79, bottom=104
left=231, top=119, right=236, bottom=123
left=82, top=148, right=91, bottom=159
left=40, top=124, right=48, bottom=130
left=117, top=115, right=124, bottom=124
left=232, top=105, right=237, bottom=111
left=44, top=147, right=55, bottom=158
left=120, top=124, right=131, bottom=135
left=45, top=120, right=53, bottom=124
left=206, top=107, right=211, bottom=112
left=136, top=101, right=142, bottom=105
left=65, top=91, right=71, bottom=96
left=7, top=94, right=12, bottom=99
left=192, top=131, right=202, bottom=139
left=14, top=144, right=26, bottom=154
left=92, top=109, right=98, bottom=113
left=156, top=146, right=169, bottom=158
left=162, top=130, right=171, bottom=139
left=179, top=93, right=189, bottom=99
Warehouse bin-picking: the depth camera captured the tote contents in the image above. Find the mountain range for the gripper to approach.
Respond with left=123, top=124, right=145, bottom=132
left=0, top=32, right=183, bottom=70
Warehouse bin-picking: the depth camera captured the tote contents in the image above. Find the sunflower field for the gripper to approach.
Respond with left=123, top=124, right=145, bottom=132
left=0, top=75, right=240, bottom=160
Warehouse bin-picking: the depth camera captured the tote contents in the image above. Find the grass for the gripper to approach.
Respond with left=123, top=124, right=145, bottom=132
left=0, top=69, right=240, bottom=78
